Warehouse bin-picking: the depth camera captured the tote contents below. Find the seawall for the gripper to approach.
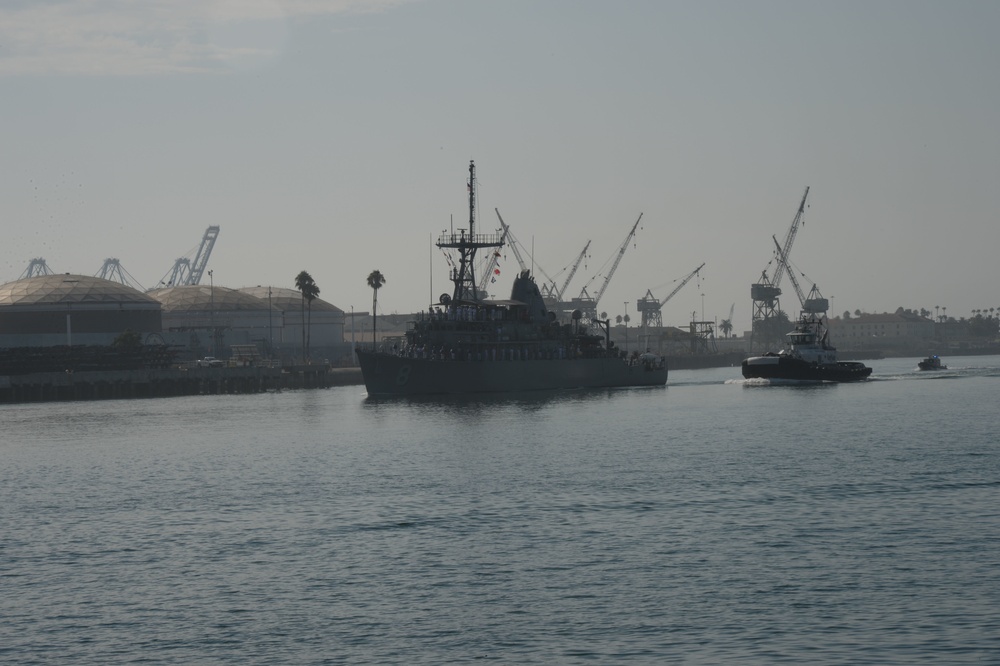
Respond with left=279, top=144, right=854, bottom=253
left=0, top=366, right=364, bottom=404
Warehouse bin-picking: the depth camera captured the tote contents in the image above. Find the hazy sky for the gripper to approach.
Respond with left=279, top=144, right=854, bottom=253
left=4, top=0, right=998, bottom=331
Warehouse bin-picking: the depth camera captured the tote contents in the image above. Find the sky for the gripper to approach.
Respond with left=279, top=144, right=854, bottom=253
left=3, top=0, right=999, bottom=332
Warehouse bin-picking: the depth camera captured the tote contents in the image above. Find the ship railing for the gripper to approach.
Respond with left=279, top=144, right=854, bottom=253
left=436, top=230, right=505, bottom=248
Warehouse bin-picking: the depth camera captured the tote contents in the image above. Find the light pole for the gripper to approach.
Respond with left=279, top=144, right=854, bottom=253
left=268, top=285, right=273, bottom=360
left=208, top=270, right=214, bottom=355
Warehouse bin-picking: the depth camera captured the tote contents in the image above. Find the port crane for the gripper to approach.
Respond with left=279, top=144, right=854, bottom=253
left=481, top=208, right=561, bottom=299
left=771, top=235, right=828, bottom=315
left=95, top=258, right=145, bottom=291
left=20, top=258, right=54, bottom=279
left=636, top=262, right=706, bottom=328
left=477, top=210, right=513, bottom=296
left=750, top=187, right=808, bottom=350
left=541, top=240, right=591, bottom=303
left=156, top=226, right=220, bottom=288
left=567, top=213, right=642, bottom=318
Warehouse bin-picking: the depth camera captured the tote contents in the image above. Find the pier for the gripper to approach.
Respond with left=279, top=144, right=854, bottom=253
left=0, top=365, right=363, bottom=404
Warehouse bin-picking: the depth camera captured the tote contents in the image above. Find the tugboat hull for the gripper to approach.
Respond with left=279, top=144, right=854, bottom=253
left=742, top=355, right=872, bottom=382
left=357, top=350, right=667, bottom=396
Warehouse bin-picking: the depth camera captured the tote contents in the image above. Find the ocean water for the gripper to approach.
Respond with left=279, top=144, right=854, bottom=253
left=2, top=356, right=999, bottom=664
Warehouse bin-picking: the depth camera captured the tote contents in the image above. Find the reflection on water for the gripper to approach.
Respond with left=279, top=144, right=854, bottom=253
left=362, top=385, right=666, bottom=413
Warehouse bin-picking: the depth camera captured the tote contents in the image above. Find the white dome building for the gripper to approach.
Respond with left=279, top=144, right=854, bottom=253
left=0, top=274, right=161, bottom=347
left=238, top=286, right=345, bottom=351
left=147, top=285, right=347, bottom=362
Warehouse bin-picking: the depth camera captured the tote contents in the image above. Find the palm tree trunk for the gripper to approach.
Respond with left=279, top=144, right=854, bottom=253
left=306, top=302, right=312, bottom=360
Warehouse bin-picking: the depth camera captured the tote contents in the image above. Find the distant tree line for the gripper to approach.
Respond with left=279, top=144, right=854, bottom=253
left=833, top=305, right=999, bottom=337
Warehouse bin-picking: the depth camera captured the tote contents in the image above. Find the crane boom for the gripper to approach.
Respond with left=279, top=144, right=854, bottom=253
left=773, top=235, right=806, bottom=308
left=659, top=262, right=705, bottom=306
left=494, top=208, right=562, bottom=290
left=771, top=187, right=808, bottom=290
left=494, top=209, right=527, bottom=273
left=555, top=240, right=591, bottom=301
left=478, top=222, right=509, bottom=294
left=157, top=226, right=221, bottom=287
left=189, top=226, right=220, bottom=286
left=592, top=212, right=642, bottom=307
left=773, top=235, right=829, bottom=315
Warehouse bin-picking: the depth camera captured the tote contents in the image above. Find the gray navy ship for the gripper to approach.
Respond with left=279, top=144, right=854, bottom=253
left=356, top=161, right=668, bottom=396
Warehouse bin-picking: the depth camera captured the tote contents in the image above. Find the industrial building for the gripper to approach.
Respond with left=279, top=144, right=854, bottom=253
left=2, top=227, right=352, bottom=364
left=238, top=286, right=347, bottom=359
left=149, top=285, right=347, bottom=362
left=0, top=274, right=162, bottom=347
left=0, top=274, right=349, bottom=365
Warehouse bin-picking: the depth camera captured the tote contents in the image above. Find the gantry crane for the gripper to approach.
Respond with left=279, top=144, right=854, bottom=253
left=636, top=262, right=706, bottom=328
left=157, top=226, right=220, bottom=288
left=20, top=258, right=54, bottom=278
left=96, top=258, right=145, bottom=291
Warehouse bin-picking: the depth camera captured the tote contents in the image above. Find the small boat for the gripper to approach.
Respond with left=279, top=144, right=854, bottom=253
left=918, top=355, right=946, bottom=371
left=356, top=161, right=668, bottom=396
left=742, top=312, right=872, bottom=382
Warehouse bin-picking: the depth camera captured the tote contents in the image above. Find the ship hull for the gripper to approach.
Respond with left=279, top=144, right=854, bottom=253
left=742, top=355, right=872, bottom=382
left=357, top=351, right=667, bottom=396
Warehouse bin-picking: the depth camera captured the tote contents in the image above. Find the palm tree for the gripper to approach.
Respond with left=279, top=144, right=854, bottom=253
left=294, top=270, right=320, bottom=362
left=719, top=318, right=733, bottom=338
left=367, top=270, right=386, bottom=346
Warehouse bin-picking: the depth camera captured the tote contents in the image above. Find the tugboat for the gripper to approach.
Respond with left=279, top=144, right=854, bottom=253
left=356, top=161, right=668, bottom=396
left=742, top=311, right=872, bottom=382
left=918, top=355, right=946, bottom=371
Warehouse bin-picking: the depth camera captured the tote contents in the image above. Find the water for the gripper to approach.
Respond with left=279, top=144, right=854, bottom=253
left=2, top=356, right=999, bottom=664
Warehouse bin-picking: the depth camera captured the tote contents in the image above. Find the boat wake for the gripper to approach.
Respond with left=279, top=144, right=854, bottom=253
left=728, top=377, right=832, bottom=387
left=874, top=365, right=1000, bottom=382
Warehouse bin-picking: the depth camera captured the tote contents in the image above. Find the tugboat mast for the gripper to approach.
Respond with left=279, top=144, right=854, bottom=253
left=436, top=160, right=503, bottom=303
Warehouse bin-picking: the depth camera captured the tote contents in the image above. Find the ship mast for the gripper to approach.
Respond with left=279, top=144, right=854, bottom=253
left=437, top=161, right=503, bottom=303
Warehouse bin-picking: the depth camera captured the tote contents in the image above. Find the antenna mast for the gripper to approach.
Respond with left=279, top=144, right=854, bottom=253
left=436, top=161, right=503, bottom=303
